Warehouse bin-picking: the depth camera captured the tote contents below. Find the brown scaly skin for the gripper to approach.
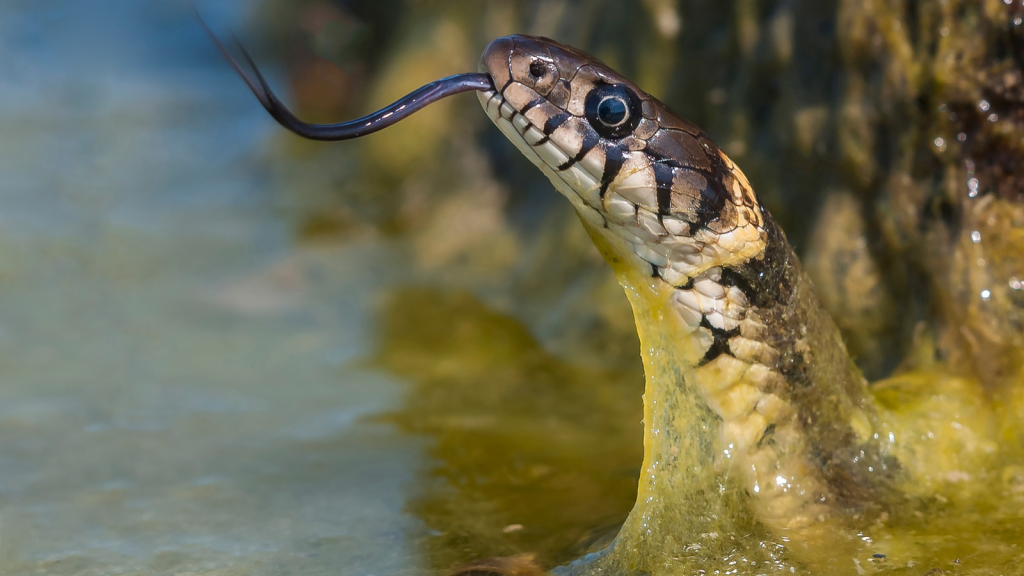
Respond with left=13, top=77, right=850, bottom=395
left=476, top=35, right=903, bottom=565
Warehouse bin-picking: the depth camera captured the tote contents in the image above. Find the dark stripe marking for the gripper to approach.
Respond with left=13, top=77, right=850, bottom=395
left=690, top=147, right=731, bottom=229
left=599, top=145, right=625, bottom=198
left=542, top=112, right=571, bottom=135
left=719, top=216, right=789, bottom=309
left=519, top=97, right=546, bottom=116
left=557, top=127, right=602, bottom=172
left=575, top=127, right=601, bottom=161
left=653, top=162, right=675, bottom=216
left=698, top=316, right=740, bottom=366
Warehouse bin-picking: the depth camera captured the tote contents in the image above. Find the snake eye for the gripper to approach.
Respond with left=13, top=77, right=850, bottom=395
left=598, top=97, right=627, bottom=124
left=585, top=84, right=641, bottom=139
left=528, top=60, right=547, bottom=78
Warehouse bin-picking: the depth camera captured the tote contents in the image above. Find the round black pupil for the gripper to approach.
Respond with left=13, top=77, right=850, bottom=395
left=529, top=61, right=546, bottom=77
left=597, top=96, right=627, bottom=125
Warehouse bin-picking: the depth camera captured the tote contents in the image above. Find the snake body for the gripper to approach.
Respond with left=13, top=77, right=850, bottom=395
left=477, top=36, right=900, bottom=541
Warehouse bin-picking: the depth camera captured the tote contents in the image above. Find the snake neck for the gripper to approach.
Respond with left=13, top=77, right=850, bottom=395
left=472, top=34, right=903, bottom=565
left=582, top=212, right=899, bottom=565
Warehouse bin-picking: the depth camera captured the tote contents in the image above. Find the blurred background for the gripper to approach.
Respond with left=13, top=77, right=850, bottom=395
left=0, top=0, right=1020, bottom=574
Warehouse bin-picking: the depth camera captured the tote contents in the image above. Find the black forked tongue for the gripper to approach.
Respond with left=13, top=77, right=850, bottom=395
left=201, top=19, right=493, bottom=141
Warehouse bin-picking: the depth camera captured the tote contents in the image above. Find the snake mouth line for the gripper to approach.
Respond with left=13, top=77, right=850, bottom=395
left=479, top=89, right=611, bottom=217
left=481, top=89, right=556, bottom=152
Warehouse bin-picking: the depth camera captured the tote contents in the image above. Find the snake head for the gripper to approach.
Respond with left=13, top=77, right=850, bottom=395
left=479, top=35, right=767, bottom=286
left=210, top=21, right=769, bottom=289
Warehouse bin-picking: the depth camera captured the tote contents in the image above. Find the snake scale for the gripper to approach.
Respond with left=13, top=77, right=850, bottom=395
left=206, top=28, right=999, bottom=573
left=475, top=36, right=899, bottom=538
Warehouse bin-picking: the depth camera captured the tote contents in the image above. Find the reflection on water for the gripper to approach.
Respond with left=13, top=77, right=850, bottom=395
left=377, top=288, right=641, bottom=571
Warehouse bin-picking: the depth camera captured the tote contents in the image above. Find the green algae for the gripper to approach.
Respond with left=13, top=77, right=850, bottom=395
left=376, top=288, right=642, bottom=570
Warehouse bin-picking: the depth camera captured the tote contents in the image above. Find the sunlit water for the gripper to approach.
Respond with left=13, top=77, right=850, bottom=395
left=0, top=2, right=433, bottom=574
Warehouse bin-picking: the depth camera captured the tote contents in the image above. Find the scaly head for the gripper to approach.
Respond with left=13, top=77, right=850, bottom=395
left=477, top=35, right=768, bottom=287
left=207, top=25, right=769, bottom=289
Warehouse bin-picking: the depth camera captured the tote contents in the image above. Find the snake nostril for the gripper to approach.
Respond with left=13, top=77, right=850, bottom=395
left=528, top=60, right=547, bottom=78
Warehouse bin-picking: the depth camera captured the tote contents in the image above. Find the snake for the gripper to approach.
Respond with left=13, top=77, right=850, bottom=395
left=207, top=28, right=927, bottom=572
left=472, top=35, right=901, bottom=537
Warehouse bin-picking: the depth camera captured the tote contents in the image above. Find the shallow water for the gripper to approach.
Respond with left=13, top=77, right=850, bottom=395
left=0, top=2, right=435, bottom=574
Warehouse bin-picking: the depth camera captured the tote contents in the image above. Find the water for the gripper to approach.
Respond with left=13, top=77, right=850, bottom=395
left=0, top=2, right=433, bottom=573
